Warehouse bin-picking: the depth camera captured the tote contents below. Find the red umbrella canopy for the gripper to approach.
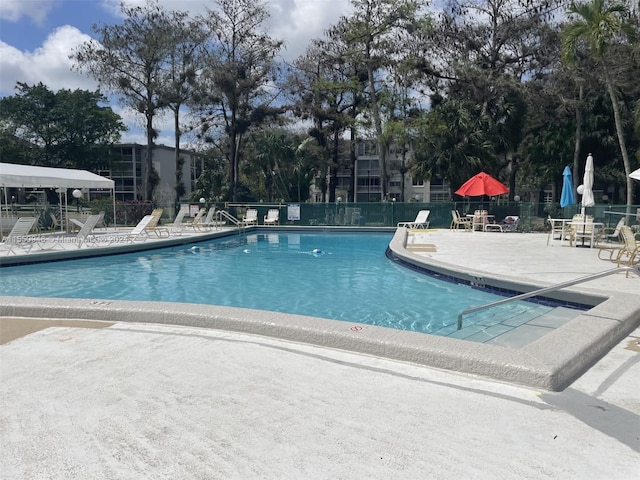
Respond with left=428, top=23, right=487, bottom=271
left=455, top=172, right=509, bottom=197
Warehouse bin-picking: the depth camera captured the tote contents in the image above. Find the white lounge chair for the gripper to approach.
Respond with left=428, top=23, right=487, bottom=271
left=397, top=210, right=430, bottom=229
left=188, top=208, right=207, bottom=230
left=144, top=208, right=170, bottom=238
left=125, top=215, right=155, bottom=241
left=0, top=217, right=38, bottom=254
left=194, top=207, right=218, bottom=231
left=169, top=205, right=190, bottom=234
left=73, top=214, right=102, bottom=248
left=263, top=209, right=279, bottom=226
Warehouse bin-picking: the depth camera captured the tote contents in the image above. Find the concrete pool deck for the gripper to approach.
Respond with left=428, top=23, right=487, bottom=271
left=1, top=226, right=639, bottom=478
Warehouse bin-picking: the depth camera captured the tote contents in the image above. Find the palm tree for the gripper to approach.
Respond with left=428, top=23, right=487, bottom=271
left=562, top=0, right=638, bottom=212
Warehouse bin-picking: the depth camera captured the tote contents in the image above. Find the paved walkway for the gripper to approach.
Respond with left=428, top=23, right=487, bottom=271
left=1, top=228, right=639, bottom=479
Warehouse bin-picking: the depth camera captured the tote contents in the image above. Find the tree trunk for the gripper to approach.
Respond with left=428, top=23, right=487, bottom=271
left=230, top=131, right=238, bottom=202
left=366, top=62, right=387, bottom=201
left=605, top=76, right=633, bottom=217
left=572, top=84, right=583, bottom=193
left=174, top=108, right=181, bottom=200
left=145, top=111, right=154, bottom=202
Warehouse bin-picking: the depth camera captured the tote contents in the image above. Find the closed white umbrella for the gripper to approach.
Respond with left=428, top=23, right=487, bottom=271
left=581, top=153, right=595, bottom=216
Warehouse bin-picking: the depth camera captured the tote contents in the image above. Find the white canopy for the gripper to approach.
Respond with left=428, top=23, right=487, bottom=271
left=630, top=168, right=640, bottom=181
left=0, top=163, right=116, bottom=239
left=0, top=163, right=114, bottom=189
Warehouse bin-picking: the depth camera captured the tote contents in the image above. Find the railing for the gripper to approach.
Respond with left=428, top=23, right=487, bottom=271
left=457, top=266, right=640, bottom=330
left=216, top=209, right=243, bottom=228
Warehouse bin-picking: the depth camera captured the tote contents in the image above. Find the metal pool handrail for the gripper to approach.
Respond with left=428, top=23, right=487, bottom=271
left=457, top=266, right=639, bottom=330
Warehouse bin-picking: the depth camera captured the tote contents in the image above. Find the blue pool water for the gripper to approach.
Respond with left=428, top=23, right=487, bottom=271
left=0, top=232, right=554, bottom=334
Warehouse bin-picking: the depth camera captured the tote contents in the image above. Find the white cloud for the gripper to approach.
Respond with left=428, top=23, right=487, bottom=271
left=268, top=0, right=351, bottom=60
left=104, top=0, right=350, bottom=61
left=0, top=25, right=98, bottom=95
left=0, top=0, right=57, bottom=24
left=1, top=0, right=351, bottom=146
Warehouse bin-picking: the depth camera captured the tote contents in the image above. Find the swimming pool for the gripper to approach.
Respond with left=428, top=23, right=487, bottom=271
left=0, top=231, right=556, bottom=335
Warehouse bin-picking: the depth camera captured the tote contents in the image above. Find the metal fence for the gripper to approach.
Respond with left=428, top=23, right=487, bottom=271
left=4, top=200, right=639, bottom=233
left=211, top=201, right=639, bottom=232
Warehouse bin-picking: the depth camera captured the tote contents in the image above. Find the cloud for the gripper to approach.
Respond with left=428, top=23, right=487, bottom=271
left=268, top=0, right=351, bottom=60
left=105, top=0, right=350, bottom=61
left=0, top=25, right=98, bottom=96
left=0, top=0, right=57, bottom=24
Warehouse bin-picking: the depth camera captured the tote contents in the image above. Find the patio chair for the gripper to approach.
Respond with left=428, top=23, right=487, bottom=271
left=598, top=217, right=625, bottom=244
left=263, top=209, right=280, bottom=226
left=567, top=214, right=594, bottom=247
left=450, top=210, right=472, bottom=231
left=472, top=210, right=488, bottom=231
left=242, top=208, right=258, bottom=226
left=616, top=226, right=639, bottom=276
left=49, top=212, right=60, bottom=232
left=397, top=210, right=430, bottom=229
left=0, top=217, right=38, bottom=254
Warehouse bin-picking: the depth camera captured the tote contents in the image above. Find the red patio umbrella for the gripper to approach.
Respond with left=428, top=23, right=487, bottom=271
left=455, top=172, right=509, bottom=197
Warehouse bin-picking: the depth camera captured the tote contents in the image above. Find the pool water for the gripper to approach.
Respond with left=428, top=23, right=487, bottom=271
left=0, top=232, right=555, bottom=335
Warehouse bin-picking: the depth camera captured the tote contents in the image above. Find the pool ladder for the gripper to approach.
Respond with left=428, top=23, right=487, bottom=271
left=457, top=266, right=639, bottom=330
left=216, top=210, right=246, bottom=232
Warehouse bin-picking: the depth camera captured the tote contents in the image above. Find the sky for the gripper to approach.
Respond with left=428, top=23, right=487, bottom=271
left=0, top=0, right=353, bottom=146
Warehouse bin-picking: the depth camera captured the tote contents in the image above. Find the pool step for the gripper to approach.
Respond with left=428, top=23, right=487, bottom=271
left=437, top=306, right=581, bottom=347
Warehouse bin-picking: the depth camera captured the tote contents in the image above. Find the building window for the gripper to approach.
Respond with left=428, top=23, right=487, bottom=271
left=357, top=142, right=377, bottom=157
left=412, top=177, right=424, bottom=186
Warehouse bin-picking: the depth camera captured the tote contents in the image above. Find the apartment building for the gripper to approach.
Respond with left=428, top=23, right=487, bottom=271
left=95, top=144, right=205, bottom=202
left=331, top=141, right=449, bottom=203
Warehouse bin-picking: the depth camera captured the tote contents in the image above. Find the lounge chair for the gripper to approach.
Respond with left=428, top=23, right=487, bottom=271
left=124, top=215, right=155, bottom=242
left=73, top=214, right=102, bottom=248
left=169, top=205, right=190, bottom=234
left=595, top=218, right=625, bottom=260
left=616, top=226, right=639, bottom=276
left=242, top=208, right=258, bottom=226
left=450, top=210, right=472, bottom=230
left=397, top=210, right=430, bottom=229
left=191, top=207, right=216, bottom=232
left=145, top=209, right=170, bottom=238
left=188, top=208, right=207, bottom=230
left=263, top=209, right=279, bottom=226
left=0, top=217, right=38, bottom=254
left=69, top=211, right=105, bottom=232
left=598, top=217, right=625, bottom=244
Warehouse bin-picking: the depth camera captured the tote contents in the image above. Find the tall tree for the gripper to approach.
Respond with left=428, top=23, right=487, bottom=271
left=288, top=38, right=362, bottom=202
left=72, top=0, right=181, bottom=200
left=329, top=0, right=422, bottom=201
left=562, top=0, right=639, bottom=209
left=159, top=14, right=207, bottom=201
left=420, top=0, right=563, bottom=195
left=194, top=0, right=283, bottom=202
left=0, top=82, right=125, bottom=169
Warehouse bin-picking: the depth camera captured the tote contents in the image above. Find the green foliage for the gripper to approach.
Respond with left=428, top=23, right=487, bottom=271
left=0, top=82, right=125, bottom=169
left=193, top=0, right=284, bottom=201
left=410, top=99, right=496, bottom=189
